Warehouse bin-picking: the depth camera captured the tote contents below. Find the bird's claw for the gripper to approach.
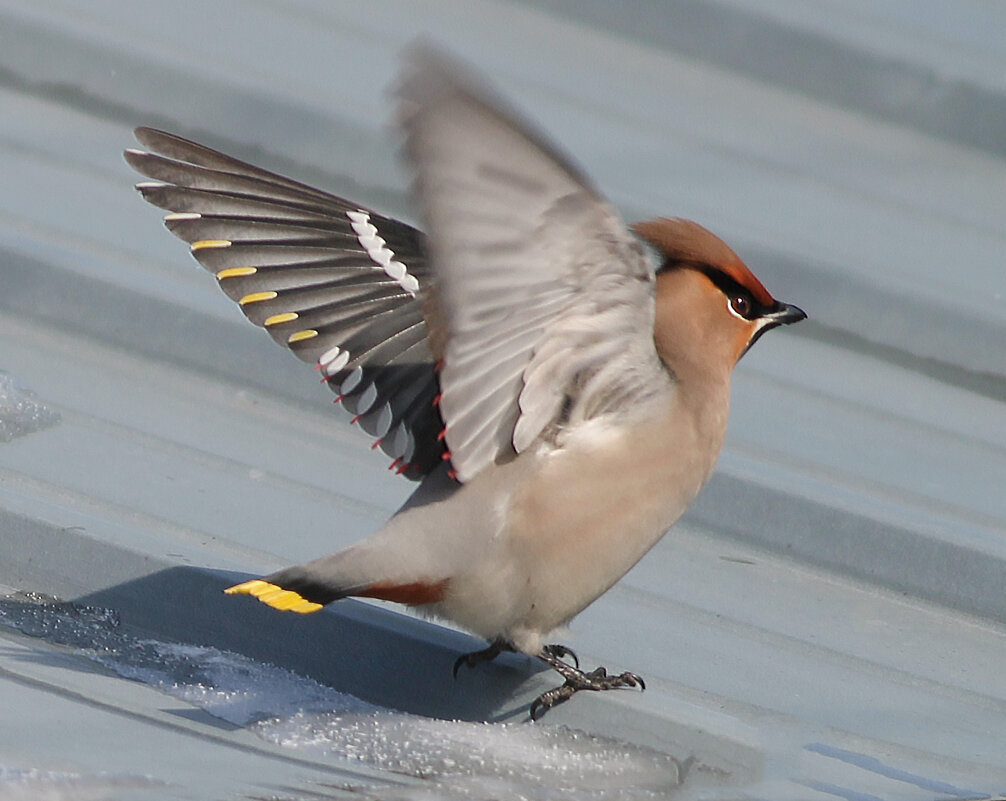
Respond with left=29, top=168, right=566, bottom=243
left=454, top=640, right=643, bottom=719
left=529, top=667, right=645, bottom=720
left=452, top=638, right=510, bottom=678
left=541, top=643, right=579, bottom=669
left=530, top=646, right=645, bottom=720
left=530, top=684, right=575, bottom=720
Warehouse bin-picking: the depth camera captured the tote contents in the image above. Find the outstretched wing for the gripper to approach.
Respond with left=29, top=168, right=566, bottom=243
left=398, top=47, right=670, bottom=483
left=125, top=129, right=446, bottom=479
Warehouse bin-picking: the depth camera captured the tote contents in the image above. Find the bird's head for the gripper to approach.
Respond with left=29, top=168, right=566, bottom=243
left=634, top=218, right=806, bottom=383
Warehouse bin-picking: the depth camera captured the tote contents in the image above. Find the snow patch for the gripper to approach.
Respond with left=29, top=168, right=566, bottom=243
left=0, top=766, right=162, bottom=801
left=259, top=711, right=681, bottom=800
left=0, top=593, right=684, bottom=800
left=0, top=372, right=60, bottom=442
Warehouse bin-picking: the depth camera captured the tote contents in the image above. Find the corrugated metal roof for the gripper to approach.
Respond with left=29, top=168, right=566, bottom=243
left=1, top=1, right=1004, bottom=798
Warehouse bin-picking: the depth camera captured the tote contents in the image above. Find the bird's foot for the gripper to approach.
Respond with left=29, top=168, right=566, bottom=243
left=540, top=643, right=579, bottom=669
left=530, top=647, right=644, bottom=721
left=453, top=637, right=513, bottom=678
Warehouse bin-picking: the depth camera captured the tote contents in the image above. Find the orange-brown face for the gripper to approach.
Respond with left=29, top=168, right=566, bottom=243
left=637, top=218, right=805, bottom=377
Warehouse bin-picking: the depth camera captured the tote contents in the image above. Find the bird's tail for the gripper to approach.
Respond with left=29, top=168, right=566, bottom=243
left=224, top=576, right=327, bottom=613
left=225, top=554, right=448, bottom=613
left=225, top=555, right=355, bottom=612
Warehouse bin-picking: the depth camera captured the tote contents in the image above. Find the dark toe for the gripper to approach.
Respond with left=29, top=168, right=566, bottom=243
left=530, top=684, right=576, bottom=721
left=542, top=643, right=579, bottom=669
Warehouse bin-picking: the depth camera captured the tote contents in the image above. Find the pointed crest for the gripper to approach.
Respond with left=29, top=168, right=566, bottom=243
left=633, top=217, right=774, bottom=307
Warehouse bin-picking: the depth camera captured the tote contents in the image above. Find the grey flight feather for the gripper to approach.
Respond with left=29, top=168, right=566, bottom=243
left=397, top=45, right=670, bottom=482
left=126, top=47, right=672, bottom=486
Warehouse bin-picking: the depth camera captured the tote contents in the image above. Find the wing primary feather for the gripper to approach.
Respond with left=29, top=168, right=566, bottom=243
left=127, top=124, right=449, bottom=483
left=133, top=128, right=360, bottom=207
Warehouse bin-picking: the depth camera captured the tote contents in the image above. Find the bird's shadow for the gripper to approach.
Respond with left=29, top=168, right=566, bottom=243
left=66, top=565, right=546, bottom=723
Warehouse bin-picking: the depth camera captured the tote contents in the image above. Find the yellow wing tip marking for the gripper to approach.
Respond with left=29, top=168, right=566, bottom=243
left=264, top=312, right=299, bottom=326
left=165, top=212, right=201, bottom=221
left=190, top=239, right=232, bottom=251
left=239, top=291, right=278, bottom=306
left=224, top=579, right=322, bottom=613
left=217, top=267, right=258, bottom=280
left=288, top=329, right=319, bottom=343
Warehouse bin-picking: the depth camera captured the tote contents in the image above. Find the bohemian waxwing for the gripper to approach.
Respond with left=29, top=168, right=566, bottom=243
left=125, top=45, right=805, bottom=720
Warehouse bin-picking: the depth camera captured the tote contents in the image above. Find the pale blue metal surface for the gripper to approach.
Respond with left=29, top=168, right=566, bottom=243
left=0, top=1, right=1004, bottom=798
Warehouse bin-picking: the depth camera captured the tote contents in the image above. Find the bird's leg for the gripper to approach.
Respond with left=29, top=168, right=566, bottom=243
left=453, top=637, right=513, bottom=678
left=530, top=647, right=645, bottom=721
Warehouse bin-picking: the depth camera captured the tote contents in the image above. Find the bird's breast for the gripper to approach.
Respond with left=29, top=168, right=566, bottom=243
left=500, top=390, right=729, bottom=631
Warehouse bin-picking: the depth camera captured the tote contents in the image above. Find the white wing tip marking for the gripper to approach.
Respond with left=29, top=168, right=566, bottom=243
left=346, top=210, right=419, bottom=297
left=319, top=345, right=351, bottom=374
left=351, top=220, right=379, bottom=238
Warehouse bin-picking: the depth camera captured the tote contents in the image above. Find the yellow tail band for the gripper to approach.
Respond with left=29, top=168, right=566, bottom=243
left=224, top=579, right=323, bottom=613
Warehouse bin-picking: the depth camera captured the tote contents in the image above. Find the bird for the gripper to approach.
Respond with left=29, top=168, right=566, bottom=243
left=125, top=45, right=805, bottom=720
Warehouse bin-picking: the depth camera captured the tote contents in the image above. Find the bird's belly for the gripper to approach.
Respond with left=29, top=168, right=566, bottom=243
left=440, top=411, right=720, bottom=653
left=511, top=458, right=698, bottom=637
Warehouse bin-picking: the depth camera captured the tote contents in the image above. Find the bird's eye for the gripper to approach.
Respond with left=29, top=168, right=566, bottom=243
left=730, top=294, right=751, bottom=318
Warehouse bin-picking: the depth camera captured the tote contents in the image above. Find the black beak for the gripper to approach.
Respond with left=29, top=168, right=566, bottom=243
left=763, top=302, right=807, bottom=327
left=741, top=301, right=806, bottom=357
